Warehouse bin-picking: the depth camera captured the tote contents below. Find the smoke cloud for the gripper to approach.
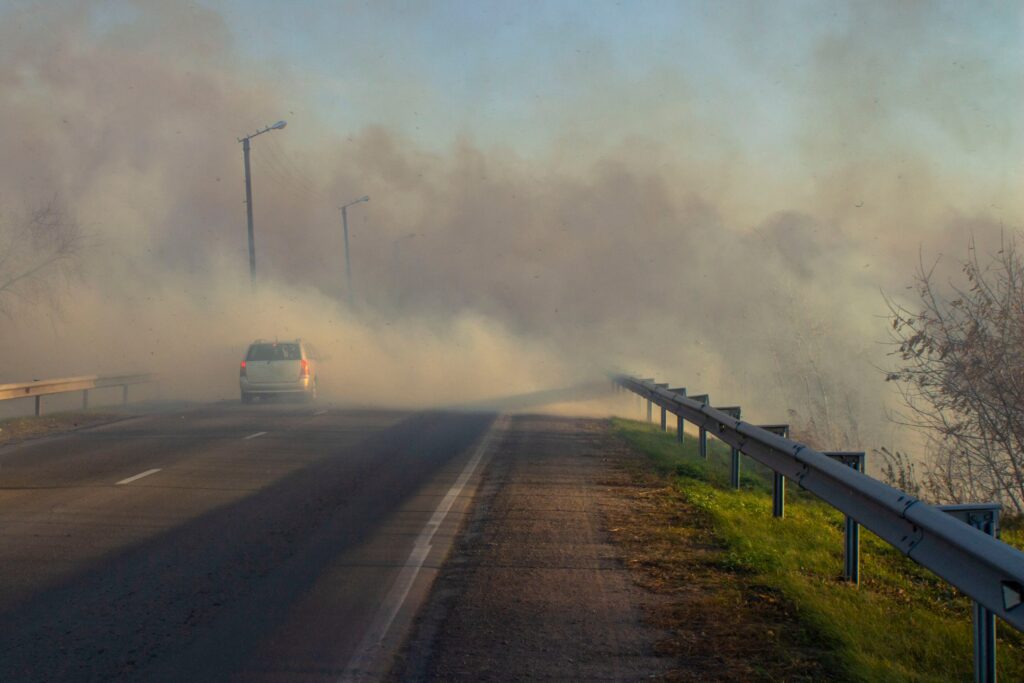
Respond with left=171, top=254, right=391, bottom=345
left=0, top=2, right=1019, bottom=457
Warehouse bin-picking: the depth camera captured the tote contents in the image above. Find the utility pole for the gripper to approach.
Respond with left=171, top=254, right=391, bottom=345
left=242, top=137, right=255, bottom=280
left=237, top=120, right=287, bottom=282
left=339, top=195, right=370, bottom=305
left=342, top=205, right=352, bottom=305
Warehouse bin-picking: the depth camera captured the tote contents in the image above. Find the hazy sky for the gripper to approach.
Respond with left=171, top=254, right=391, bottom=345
left=68, top=1, right=1022, bottom=174
left=203, top=1, right=1022, bottom=178
left=53, top=0, right=1020, bottom=235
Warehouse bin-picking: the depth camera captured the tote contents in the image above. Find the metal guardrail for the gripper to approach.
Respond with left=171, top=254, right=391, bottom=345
left=0, top=373, right=157, bottom=415
left=614, top=374, right=1024, bottom=682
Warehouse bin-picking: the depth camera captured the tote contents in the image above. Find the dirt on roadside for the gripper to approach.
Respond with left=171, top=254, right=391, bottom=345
left=0, top=413, right=121, bottom=446
left=600, top=427, right=831, bottom=681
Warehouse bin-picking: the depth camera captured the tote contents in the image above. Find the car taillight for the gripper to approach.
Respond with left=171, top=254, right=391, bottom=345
left=239, top=360, right=247, bottom=378
left=300, top=359, right=309, bottom=378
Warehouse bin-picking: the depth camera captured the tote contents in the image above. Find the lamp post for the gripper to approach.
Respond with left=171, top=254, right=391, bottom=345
left=238, top=120, right=287, bottom=282
left=340, top=195, right=369, bottom=305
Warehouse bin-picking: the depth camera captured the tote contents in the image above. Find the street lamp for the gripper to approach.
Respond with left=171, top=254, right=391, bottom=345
left=238, top=120, right=287, bottom=282
left=339, top=195, right=369, bottom=305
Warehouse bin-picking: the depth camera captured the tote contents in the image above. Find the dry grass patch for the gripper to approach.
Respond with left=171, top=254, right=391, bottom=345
left=0, top=412, right=119, bottom=445
left=599, top=438, right=832, bottom=681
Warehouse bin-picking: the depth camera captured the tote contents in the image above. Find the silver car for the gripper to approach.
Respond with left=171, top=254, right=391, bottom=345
left=239, top=339, right=319, bottom=403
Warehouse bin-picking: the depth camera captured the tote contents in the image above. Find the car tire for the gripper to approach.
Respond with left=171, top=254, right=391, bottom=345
left=241, top=391, right=253, bottom=404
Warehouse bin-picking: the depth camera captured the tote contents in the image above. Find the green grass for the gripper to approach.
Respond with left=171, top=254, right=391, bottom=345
left=613, top=417, right=1024, bottom=682
left=1003, top=516, right=1024, bottom=551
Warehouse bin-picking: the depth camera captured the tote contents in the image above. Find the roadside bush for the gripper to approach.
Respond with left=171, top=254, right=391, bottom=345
left=886, top=235, right=1024, bottom=515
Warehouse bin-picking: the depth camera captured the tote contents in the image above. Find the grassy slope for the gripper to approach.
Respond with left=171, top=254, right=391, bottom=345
left=613, top=417, right=1024, bottom=682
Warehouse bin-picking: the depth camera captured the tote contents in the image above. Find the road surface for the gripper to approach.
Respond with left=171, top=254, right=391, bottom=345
left=0, top=402, right=496, bottom=682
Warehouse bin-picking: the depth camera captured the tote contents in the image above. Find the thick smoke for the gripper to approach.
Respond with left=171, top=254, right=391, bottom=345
left=0, top=2, right=1019, bottom=457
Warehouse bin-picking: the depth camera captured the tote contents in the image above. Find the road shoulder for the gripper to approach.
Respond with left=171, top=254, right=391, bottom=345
left=390, top=415, right=672, bottom=681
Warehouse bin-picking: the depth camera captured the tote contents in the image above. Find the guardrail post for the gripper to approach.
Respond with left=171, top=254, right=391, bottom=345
left=646, top=399, right=652, bottom=422
left=845, top=506, right=859, bottom=583
left=732, top=448, right=740, bottom=488
left=760, top=425, right=790, bottom=518
left=717, top=407, right=742, bottom=488
left=938, top=503, right=1001, bottom=683
left=82, top=389, right=89, bottom=410
left=669, top=388, right=687, bottom=442
left=824, top=452, right=865, bottom=584
left=773, top=472, right=785, bottom=516
left=690, top=394, right=709, bottom=458
left=34, top=395, right=42, bottom=417
left=652, top=383, right=669, bottom=427
left=660, top=406, right=667, bottom=431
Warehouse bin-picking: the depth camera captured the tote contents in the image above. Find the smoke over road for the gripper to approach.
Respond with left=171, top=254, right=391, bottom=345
left=0, top=2, right=1019, bottom=452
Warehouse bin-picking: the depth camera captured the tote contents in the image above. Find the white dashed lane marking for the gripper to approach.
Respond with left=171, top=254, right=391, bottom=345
left=116, top=468, right=161, bottom=485
left=244, top=431, right=267, bottom=440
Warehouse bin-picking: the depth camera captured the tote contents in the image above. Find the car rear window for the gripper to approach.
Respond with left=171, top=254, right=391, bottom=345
left=246, top=343, right=301, bottom=361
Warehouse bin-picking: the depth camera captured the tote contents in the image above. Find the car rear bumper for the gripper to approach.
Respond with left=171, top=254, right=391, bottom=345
left=240, top=378, right=311, bottom=394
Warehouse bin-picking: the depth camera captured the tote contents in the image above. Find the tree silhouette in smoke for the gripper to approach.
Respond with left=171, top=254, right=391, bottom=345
left=886, top=234, right=1024, bottom=514
left=0, top=199, right=84, bottom=318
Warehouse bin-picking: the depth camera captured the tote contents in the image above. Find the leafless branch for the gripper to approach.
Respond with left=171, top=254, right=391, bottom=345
left=885, top=231, right=1024, bottom=513
left=0, top=199, right=85, bottom=318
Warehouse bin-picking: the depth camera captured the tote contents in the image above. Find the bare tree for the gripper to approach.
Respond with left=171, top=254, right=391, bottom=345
left=885, top=235, right=1024, bottom=514
left=0, top=200, right=84, bottom=318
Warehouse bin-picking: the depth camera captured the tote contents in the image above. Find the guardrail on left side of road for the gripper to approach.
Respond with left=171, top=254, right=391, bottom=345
left=0, top=373, right=157, bottom=416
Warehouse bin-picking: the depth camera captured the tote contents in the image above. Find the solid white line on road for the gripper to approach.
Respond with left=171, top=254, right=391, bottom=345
left=313, top=409, right=328, bottom=416
left=116, top=468, right=161, bottom=485
left=243, top=431, right=267, bottom=440
left=339, top=415, right=508, bottom=682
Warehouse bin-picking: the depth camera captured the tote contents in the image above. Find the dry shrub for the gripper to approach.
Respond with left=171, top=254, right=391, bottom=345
left=0, top=199, right=84, bottom=318
left=886, top=234, right=1024, bottom=513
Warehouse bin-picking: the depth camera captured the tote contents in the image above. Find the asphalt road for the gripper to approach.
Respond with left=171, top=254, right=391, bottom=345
left=0, top=401, right=496, bottom=682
